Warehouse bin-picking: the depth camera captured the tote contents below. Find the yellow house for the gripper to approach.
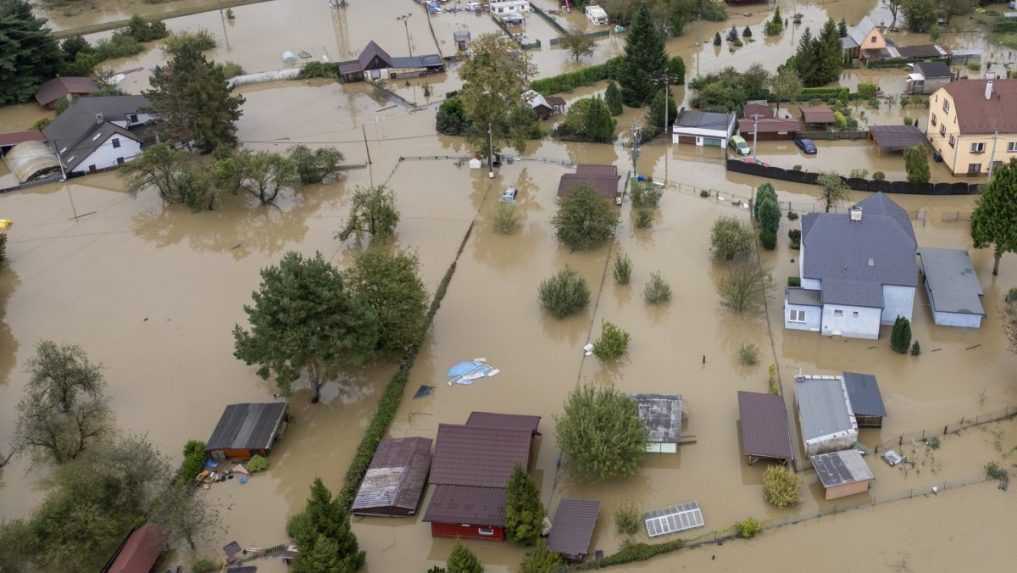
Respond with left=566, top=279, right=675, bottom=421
left=843, top=17, right=887, bottom=61
left=926, top=79, right=1017, bottom=176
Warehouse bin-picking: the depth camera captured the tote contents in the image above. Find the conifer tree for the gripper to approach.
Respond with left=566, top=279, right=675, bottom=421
left=0, top=0, right=63, bottom=104
left=618, top=3, right=668, bottom=107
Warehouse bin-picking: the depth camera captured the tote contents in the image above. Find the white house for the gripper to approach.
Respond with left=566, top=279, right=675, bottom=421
left=490, top=0, right=529, bottom=16
left=585, top=4, right=608, bottom=25
left=672, top=109, right=736, bottom=148
left=785, top=193, right=918, bottom=340
left=43, top=95, right=156, bottom=177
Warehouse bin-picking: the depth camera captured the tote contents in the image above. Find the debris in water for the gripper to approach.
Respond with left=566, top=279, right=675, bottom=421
left=413, top=385, right=434, bottom=399
left=882, top=449, right=904, bottom=466
left=447, top=358, right=499, bottom=386
left=583, top=343, right=594, bottom=356
left=965, top=344, right=981, bottom=351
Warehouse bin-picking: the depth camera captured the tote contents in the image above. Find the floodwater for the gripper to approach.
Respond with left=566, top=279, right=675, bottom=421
left=4, top=0, right=1017, bottom=571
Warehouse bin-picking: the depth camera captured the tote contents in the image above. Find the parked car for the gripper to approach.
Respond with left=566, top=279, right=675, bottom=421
left=794, top=136, right=817, bottom=155
left=501, top=187, right=518, bottom=203
left=729, top=135, right=751, bottom=156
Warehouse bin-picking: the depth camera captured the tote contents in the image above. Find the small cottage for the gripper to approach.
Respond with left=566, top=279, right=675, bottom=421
left=799, top=104, right=836, bottom=128
left=811, top=449, right=874, bottom=500
left=101, top=523, right=167, bottom=573
left=35, top=76, right=98, bottom=109
left=352, top=437, right=433, bottom=517
left=737, top=391, right=795, bottom=464
left=206, top=402, right=288, bottom=461
left=672, top=109, right=736, bottom=147
left=842, top=372, right=886, bottom=428
left=338, top=41, right=444, bottom=82
left=794, top=375, right=858, bottom=456
left=548, top=499, right=600, bottom=561
left=557, top=164, right=621, bottom=203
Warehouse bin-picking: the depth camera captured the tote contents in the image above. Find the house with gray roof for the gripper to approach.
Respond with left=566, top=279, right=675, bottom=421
left=917, top=247, right=984, bottom=328
left=784, top=193, right=918, bottom=340
left=672, top=108, right=736, bottom=148
left=43, top=95, right=156, bottom=178
left=794, top=374, right=858, bottom=456
left=338, top=41, right=444, bottom=82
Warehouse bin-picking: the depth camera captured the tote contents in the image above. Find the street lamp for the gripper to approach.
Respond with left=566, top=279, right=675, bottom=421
left=396, top=13, right=413, bottom=56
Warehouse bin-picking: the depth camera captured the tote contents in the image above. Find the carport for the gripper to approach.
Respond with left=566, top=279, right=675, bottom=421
left=869, top=125, right=926, bottom=153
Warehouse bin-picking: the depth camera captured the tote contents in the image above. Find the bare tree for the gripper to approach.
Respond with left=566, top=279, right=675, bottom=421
left=817, top=173, right=850, bottom=213
left=150, top=483, right=221, bottom=550
left=718, top=264, right=772, bottom=314
left=560, top=32, right=595, bottom=63
left=885, top=0, right=903, bottom=30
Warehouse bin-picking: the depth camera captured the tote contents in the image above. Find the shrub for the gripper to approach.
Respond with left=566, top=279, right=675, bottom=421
left=768, top=364, right=779, bottom=394
left=667, top=56, right=685, bottom=85
left=905, top=145, right=930, bottom=184
left=700, top=0, right=727, bottom=21
left=539, top=268, right=590, bottom=319
left=519, top=540, right=561, bottom=573
left=494, top=202, right=520, bottom=234
left=614, top=502, right=641, bottom=536
left=593, top=321, right=630, bottom=361
left=122, top=15, right=168, bottom=42
left=505, top=466, right=544, bottom=545
left=986, top=462, right=1008, bottom=482
left=605, top=81, right=624, bottom=115
left=891, top=316, right=912, bottom=354
left=856, top=82, right=878, bottom=100
left=719, top=265, right=771, bottom=314
left=700, top=189, right=711, bottom=198
left=0, top=233, right=6, bottom=267
left=219, top=61, right=244, bottom=79
left=759, top=228, right=777, bottom=250
left=556, top=385, right=646, bottom=482
left=530, top=56, right=625, bottom=95
left=290, top=145, right=343, bottom=184
left=644, top=272, right=672, bottom=305
left=849, top=168, right=869, bottom=179
left=635, top=208, right=653, bottom=229
left=447, top=543, right=483, bottom=573
left=911, top=340, right=921, bottom=356
left=713, top=32, right=722, bottom=46
left=762, top=465, right=800, bottom=507
left=631, top=180, right=662, bottom=208
left=786, top=276, right=801, bottom=288
left=299, top=61, right=338, bottom=79
left=742, top=25, right=752, bottom=38
left=247, top=454, right=269, bottom=473
left=735, top=517, right=762, bottom=539
left=555, top=96, right=616, bottom=143
left=176, top=439, right=207, bottom=484
left=787, top=211, right=799, bottom=221
left=925, top=436, right=940, bottom=450
left=737, top=343, right=759, bottom=366
left=191, top=558, right=221, bottom=573
left=711, top=217, right=754, bottom=261
left=788, top=228, right=801, bottom=249
left=613, top=253, right=632, bottom=285
left=872, top=171, right=886, bottom=181
left=436, top=97, right=470, bottom=135
left=163, top=30, right=217, bottom=54
left=553, top=186, right=619, bottom=250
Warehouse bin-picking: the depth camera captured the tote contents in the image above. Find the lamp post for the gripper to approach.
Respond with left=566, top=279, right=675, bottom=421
left=752, top=114, right=760, bottom=161
left=397, top=13, right=413, bottom=56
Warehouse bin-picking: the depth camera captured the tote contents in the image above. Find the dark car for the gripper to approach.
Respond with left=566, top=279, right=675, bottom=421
left=794, top=136, right=817, bottom=155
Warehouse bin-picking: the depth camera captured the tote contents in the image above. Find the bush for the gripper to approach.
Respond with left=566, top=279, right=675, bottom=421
left=891, top=316, right=912, bottom=354
left=787, top=276, right=801, bottom=288
left=556, top=385, right=647, bottom=482
left=593, top=321, right=630, bottom=361
left=667, top=56, right=685, bottom=85
left=555, top=96, right=616, bottom=143
left=872, top=171, right=886, bottom=181
left=986, top=462, right=1008, bottom=482
left=0, top=233, right=6, bottom=267
left=605, top=81, right=624, bottom=116
left=191, top=558, right=221, bottom=573
left=700, top=189, right=711, bottom=198
left=905, top=145, right=930, bottom=184
left=519, top=540, right=561, bottom=573
left=788, top=228, right=801, bottom=249
left=447, top=543, right=483, bottom=573
left=299, top=61, right=338, bottom=79
left=856, top=82, right=878, bottom=100
left=494, top=202, right=520, bottom=234
left=163, top=30, right=217, bottom=54
left=289, top=145, right=343, bottom=184
left=759, top=228, right=777, bottom=250
left=539, top=268, right=591, bottom=319
left=700, top=0, right=727, bottom=21
left=614, top=502, right=641, bottom=536
left=505, top=466, right=544, bottom=545
left=768, top=364, right=779, bottom=394
left=219, top=61, right=244, bottom=79
left=719, top=265, right=771, bottom=314
left=613, top=253, right=632, bottom=285
left=711, top=217, right=754, bottom=261
left=635, top=208, right=653, bottom=229
left=735, top=517, right=762, bottom=539
left=762, top=465, right=800, bottom=507
left=552, top=186, right=619, bottom=250
left=910, top=340, right=921, bottom=356
left=742, top=25, right=753, bottom=38
left=436, top=97, right=470, bottom=135
left=644, top=272, right=672, bottom=305
left=122, top=15, right=168, bottom=42
left=631, top=180, right=662, bottom=209
left=787, top=211, right=798, bottom=221
left=530, top=56, right=625, bottom=95
left=176, top=439, right=207, bottom=484
left=247, top=454, right=269, bottom=473
left=737, top=343, right=758, bottom=366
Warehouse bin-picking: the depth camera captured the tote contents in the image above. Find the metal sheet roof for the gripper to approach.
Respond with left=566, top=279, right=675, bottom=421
left=466, top=412, right=541, bottom=434
left=206, top=402, right=287, bottom=452
left=821, top=278, right=884, bottom=308
left=737, top=391, right=795, bottom=461
left=918, top=248, right=985, bottom=316
left=633, top=394, right=681, bottom=444
left=429, top=424, right=533, bottom=488
left=674, top=109, right=734, bottom=131
left=913, top=61, right=951, bottom=78
left=643, top=501, right=704, bottom=538
left=842, top=372, right=886, bottom=418
left=548, top=499, right=600, bottom=559
left=795, top=375, right=855, bottom=442
left=800, top=104, right=836, bottom=124
left=351, top=437, right=432, bottom=515
left=869, top=125, right=927, bottom=152
left=811, top=449, right=874, bottom=487
left=103, top=523, right=166, bottom=573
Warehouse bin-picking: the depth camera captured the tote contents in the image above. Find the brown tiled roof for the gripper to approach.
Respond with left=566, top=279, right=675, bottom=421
left=742, top=102, right=772, bottom=119
left=800, top=104, right=836, bottom=124
left=548, top=499, right=600, bottom=559
left=35, top=77, right=98, bottom=107
left=422, top=484, right=507, bottom=525
left=429, top=424, right=533, bottom=488
left=575, top=164, right=618, bottom=178
left=351, top=437, right=432, bottom=515
left=103, top=523, right=166, bottom=573
left=943, top=79, right=1017, bottom=134
left=557, top=164, right=620, bottom=201
left=737, top=391, right=795, bottom=462
left=467, top=412, right=541, bottom=435
left=0, top=130, right=45, bottom=147
left=737, top=118, right=802, bottom=134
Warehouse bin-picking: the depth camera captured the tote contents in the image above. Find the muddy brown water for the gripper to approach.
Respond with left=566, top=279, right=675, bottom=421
left=3, top=1, right=1017, bottom=571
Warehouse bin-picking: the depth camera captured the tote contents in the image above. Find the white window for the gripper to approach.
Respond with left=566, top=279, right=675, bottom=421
left=478, top=528, right=496, bottom=536
left=971, top=142, right=985, bottom=153
left=789, top=309, right=807, bottom=323
left=852, top=311, right=859, bottom=318
left=834, top=309, right=844, bottom=317
left=931, top=114, right=937, bottom=127
left=1008, top=141, right=1017, bottom=153
left=939, top=125, right=946, bottom=137
left=943, top=99, right=950, bottom=113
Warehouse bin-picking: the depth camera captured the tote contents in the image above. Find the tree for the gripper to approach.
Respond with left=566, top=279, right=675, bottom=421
left=757, top=193, right=781, bottom=250
left=667, top=56, right=685, bottom=85
left=146, top=41, right=245, bottom=152
left=971, top=160, right=1017, bottom=276
left=60, top=34, right=90, bottom=62
left=233, top=252, right=379, bottom=403
left=764, top=6, right=784, bottom=36
left=762, top=465, right=800, bottom=507
left=519, top=540, right=562, bottom=573
left=0, top=0, right=63, bottom=104
left=446, top=543, right=483, bottom=573
left=436, top=97, right=470, bottom=135
left=290, top=145, right=343, bottom=184
left=15, top=341, right=112, bottom=464
left=838, top=18, right=848, bottom=37
left=770, top=68, right=802, bottom=114
left=645, top=88, right=677, bottom=140
left=890, top=316, right=912, bottom=353
left=816, top=18, right=844, bottom=86
left=885, top=0, right=903, bottom=30
left=816, top=173, right=849, bottom=213
left=288, top=479, right=365, bottom=573
left=556, top=385, right=647, bottom=482
left=459, top=34, right=535, bottom=160
left=904, top=145, right=930, bottom=184
left=618, top=2, right=668, bottom=106
left=718, top=264, right=772, bottom=314
left=346, top=249, right=428, bottom=357
left=150, top=482, right=220, bottom=550
left=539, top=267, right=591, bottom=319
left=555, top=96, right=616, bottom=142
left=122, top=144, right=221, bottom=210
left=552, top=186, right=619, bottom=250
left=338, top=185, right=400, bottom=242
left=902, top=0, right=937, bottom=32
left=788, top=28, right=816, bottom=86
left=505, top=466, right=544, bottom=545
left=689, top=65, right=769, bottom=112
left=710, top=217, right=754, bottom=261
left=237, top=150, right=300, bottom=204
left=605, top=81, right=623, bottom=115
left=592, top=321, right=630, bottom=361
left=561, top=32, right=595, bottom=63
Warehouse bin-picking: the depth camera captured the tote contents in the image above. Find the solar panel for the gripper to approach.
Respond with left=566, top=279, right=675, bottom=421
left=643, top=501, right=704, bottom=538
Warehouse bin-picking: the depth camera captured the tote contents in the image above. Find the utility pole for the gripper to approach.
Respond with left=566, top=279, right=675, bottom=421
left=397, top=13, right=413, bottom=56
left=752, top=114, right=760, bottom=161
left=488, top=123, right=494, bottom=179
left=988, top=130, right=999, bottom=177
left=630, top=122, right=641, bottom=176
left=663, top=77, right=670, bottom=187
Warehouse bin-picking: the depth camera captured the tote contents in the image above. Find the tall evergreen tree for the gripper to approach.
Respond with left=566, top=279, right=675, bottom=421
left=604, top=81, right=623, bottom=116
left=789, top=28, right=817, bottom=86
left=815, top=18, right=843, bottom=85
left=505, top=466, right=545, bottom=545
left=583, top=96, right=616, bottom=143
left=0, top=0, right=63, bottom=104
left=146, top=42, right=244, bottom=152
left=288, top=479, right=365, bottom=573
left=618, top=3, right=668, bottom=107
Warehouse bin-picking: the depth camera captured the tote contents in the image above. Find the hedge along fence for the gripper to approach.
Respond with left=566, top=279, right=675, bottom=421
left=867, top=56, right=949, bottom=69
left=529, top=2, right=569, bottom=35
left=337, top=223, right=473, bottom=510
left=726, top=159, right=981, bottom=195
left=530, top=56, right=625, bottom=95
left=799, top=130, right=868, bottom=140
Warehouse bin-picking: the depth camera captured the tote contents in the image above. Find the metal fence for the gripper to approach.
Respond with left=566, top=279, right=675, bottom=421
left=872, top=404, right=1017, bottom=455
left=727, top=159, right=982, bottom=195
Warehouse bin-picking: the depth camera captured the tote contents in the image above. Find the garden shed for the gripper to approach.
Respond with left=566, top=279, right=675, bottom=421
left=557, top=164, right=620, bottom=202
left=869, top=125, right=926, bottom=153
left=633, top=394, right=682, bottom=454
left=101, top=523, right=167, bottom=573
left=811, top=449, right=874, bottom=500
left=799, top=104, right=836, bottom=127
left=842, top=372, right=886, bottom=428
left=737, top=391, right=795, bottom=464
left=352, top=437, right=433, bottom=517
left=206, top=402, right=288, bottom=461
left=917, top=248, right=985, bottom=329
left=794, top=375, right=858, bottom=456
left=548, top=498, right=600, bottom=561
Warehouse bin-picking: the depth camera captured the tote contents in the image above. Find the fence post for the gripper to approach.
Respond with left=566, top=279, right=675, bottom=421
left=922, top=429, right=926, bottom=440
left=899, top=436, right=903, bottom=447
left=944, top=425, right=948, bottom=435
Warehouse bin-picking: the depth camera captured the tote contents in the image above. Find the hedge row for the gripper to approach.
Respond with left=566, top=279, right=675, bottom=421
left=530, top=56, right=624, bottom=95
left=574, top=539, right=686, bottom=569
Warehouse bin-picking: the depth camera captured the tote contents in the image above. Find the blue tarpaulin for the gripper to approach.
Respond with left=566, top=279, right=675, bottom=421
left=447, top=358, right=500, bottom=386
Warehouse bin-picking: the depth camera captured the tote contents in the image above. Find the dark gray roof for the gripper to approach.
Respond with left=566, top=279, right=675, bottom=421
left=898, top=44, right=947, bottom=59
left=429, top=424, right=533, bottom=488
left=633, top=394, right=681, bottom=443
left=914, top=61, right=952, bottom=78
left=737, top=391, right=795, bottom=461
left=795, top=375, right=855, bottom=442
left=822, top=278, right=883, bottom=308
left=206, top=402, right=287, bottom=452
left=786, top=287, right=821, bottom=306
left=390, top=54, right=444, bottom=69
left=674, top=109, right=734, bottom=131
left=869, top=125, right=927, bottom=152
left=801, top=194, right=918, bottom=303
left=811, top=449, right=873, bottom=487
left=466, top=412, right=541, bottom=434
left=351, top=437, right=432, bottom=515
left=842, top=372, right=886, bottom=417
left=44, top=96, right=150, bottom=170
left=918, top=248, right=985, bottom=316
left=35, top=77, right=98, bottom=107
left=548, top=499, right=599, bottom=559
left=338, top=41, right=442, bottom=75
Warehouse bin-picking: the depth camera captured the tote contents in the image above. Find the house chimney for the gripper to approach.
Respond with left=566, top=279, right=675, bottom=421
left=95, top=112, right=104, bottom=125
left=985, top=73, right=994, bottom=100
left=849, top=206, right=863, bottom=222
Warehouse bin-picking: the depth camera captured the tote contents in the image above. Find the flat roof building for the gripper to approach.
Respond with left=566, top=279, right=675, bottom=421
left=811, top=449, right=874, bottom=500
left=794, top=375, right=858, bottom=456
left=548, top=498, right=600, bottom=561
left=918, top=248, right=985, bottom=329
left=842, top=372, right=886, bottom=428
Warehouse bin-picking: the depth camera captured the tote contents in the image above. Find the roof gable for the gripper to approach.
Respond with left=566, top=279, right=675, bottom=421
left=359, top=41, right=393, bottom=69
left=942, top=79, right=1017, bottom=134
left=206, top=402, right=287, bottom=451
